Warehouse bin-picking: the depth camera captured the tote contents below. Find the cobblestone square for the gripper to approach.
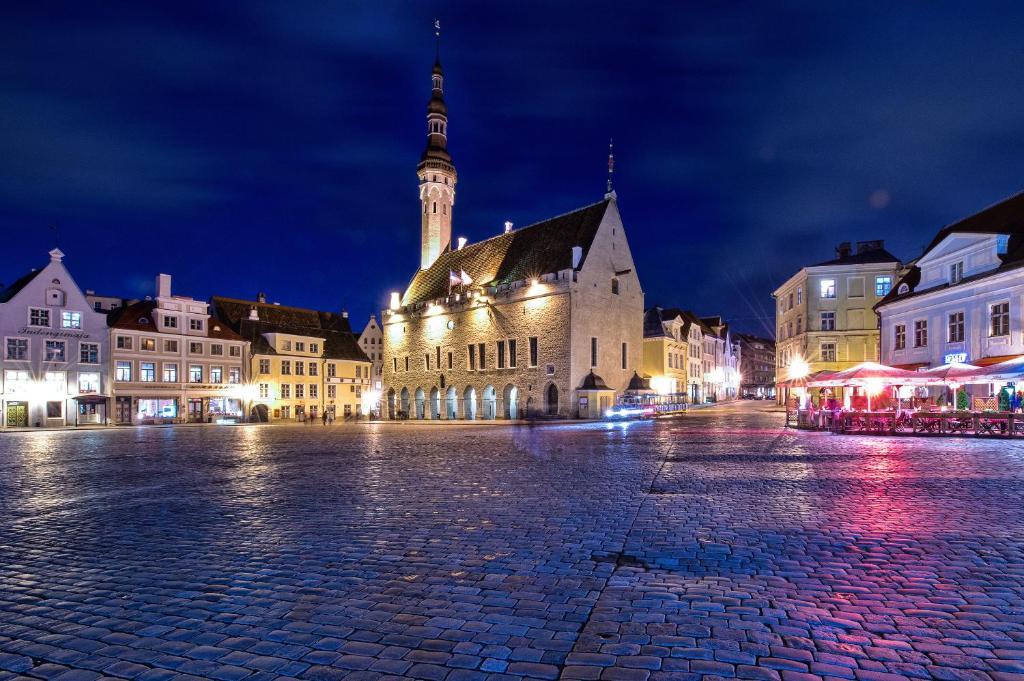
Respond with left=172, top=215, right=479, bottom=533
left=1, top=403, right=1023, bottom=681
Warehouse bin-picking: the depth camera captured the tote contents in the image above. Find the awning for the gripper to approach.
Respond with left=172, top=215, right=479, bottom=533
left=893, top=362, right=930, bottom=370
left=72, top=394, right=109, bottom=404
left=974, top=354, right=1024, bottom=367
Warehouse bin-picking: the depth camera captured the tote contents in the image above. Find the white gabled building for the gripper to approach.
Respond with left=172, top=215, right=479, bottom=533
left=0, top=249, right=111, bottom=428
left=877, top=191, right=1024, bottom=374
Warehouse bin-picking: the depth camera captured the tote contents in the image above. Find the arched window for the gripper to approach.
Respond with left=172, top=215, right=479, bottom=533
left=423, top=201, right=427, bottom=215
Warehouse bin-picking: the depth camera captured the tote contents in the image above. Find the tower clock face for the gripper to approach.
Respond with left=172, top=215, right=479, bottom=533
left=447, top=320, right=455, bottom=330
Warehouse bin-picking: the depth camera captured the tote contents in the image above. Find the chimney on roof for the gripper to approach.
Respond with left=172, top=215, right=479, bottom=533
left=835, top=242, right=852, bottom=260
left=571, top=245, right=583, bottom=269
left=457, top=236, right=467, bottom=250
left=856, top=239, right=884, bottom=254
left=156, top=273, right=171, bottom=298
left=257, top=291, right=266, bottom=304
left=504, top=220, right=513, bottom=234
left=248, top=307, right=259, bottom=321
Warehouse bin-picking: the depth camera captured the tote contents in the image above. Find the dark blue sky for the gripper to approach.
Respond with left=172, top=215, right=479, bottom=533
left=4, top=2, right=1024, bottom=337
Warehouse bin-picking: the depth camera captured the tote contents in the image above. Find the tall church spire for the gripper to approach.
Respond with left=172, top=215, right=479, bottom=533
left=417, top=20, right=457, bottom=270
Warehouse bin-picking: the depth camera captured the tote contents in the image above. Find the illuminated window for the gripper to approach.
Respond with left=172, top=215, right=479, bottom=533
left=141, top=338, right=156, bottom=351
left=78, top=372, right=100, bottom=393
left=819, top=279, right=836, bottom=299
left=228, top=368, right=240, bottom=384
left=163, top=363, right=178, bottom=382
left=140, top=362, right=156, bottom=382
left=210, top=366, right=223, bottom=383
left=189, top=365, right=203, bottom=382
left=116, top=361, right=132, bottom=381
left=61, top=311, right=82, bottom=329
left=259, top=383, right=269, bottom=398
left=875, top=276, right=892, bottom=297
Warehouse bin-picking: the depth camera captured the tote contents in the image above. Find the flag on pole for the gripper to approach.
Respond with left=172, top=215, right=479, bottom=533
left=448, top=270, right=460, bottom=293
left=460, top=270, right=473, bottom=286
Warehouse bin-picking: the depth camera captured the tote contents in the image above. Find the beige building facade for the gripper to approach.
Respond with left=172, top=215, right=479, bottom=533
left=774, top=241, right=902, bottom=392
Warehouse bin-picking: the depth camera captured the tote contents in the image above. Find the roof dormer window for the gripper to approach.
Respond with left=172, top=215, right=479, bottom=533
left=949, top=261, right=964, bottom=285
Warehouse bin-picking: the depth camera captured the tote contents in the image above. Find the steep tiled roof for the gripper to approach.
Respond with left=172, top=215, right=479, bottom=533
left=402, top=199, right=611, bottom=305
left=211, top=297, right=369, bottom=362
left=0, top=268, right=42, bottom=303
left=109, top=300, right=244, bottom=341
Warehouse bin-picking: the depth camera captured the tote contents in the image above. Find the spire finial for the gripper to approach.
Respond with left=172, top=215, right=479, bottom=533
left=606, top=138, right=615, bottom=194
left=434, top=18, right=440, bottom=60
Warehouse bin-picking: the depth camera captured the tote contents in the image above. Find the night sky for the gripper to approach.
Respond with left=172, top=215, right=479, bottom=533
left=4, top=3, right=1024, bottom=337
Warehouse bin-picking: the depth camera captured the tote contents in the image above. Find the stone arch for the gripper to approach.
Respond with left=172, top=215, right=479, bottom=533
left=429, top=387, right=440, bottom=419
left=482, top=385, right=497, bottom=420
left=545, top=383, right=559, bottom=417
left=445, top=386, right=458, bottom=419
left=414, top=387, right=426, bottom=420
left=463, top=386, right=477, bottom=420
left=400, top=387, right=410, bottom=419
left=387, top=389, right=396, bottom=419
left=503, top=384, right=519, bottom=420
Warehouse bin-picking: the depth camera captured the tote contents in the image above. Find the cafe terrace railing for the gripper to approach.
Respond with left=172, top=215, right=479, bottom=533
left=834, top=410, right=1024, bottom=437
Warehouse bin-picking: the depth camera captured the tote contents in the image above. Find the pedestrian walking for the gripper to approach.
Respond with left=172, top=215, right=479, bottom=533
left=322, top=411, right=328, bottom=425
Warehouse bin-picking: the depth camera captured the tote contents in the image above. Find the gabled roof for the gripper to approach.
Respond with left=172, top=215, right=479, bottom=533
left=402, top=198, right=611, bottom=306
left=877, top=190, right=1024, bottom=309
left=0, top=268, right=42, bottom=303
left=211, top=296, right=369, bottom=362
left=643, top=306, right=720, bottom=340
left=109, top=301, right=244, bottom=341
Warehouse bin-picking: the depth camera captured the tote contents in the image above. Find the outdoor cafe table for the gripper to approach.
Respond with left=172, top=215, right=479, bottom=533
left=836, top=410, right=1024, bottom=437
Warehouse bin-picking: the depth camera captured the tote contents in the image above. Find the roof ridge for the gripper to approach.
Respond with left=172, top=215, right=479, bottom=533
left=939, top=189, right=1024, bottom=232
left=213, top=295, right=342, bottom=316
left=451, top=197, right=610, bottom=254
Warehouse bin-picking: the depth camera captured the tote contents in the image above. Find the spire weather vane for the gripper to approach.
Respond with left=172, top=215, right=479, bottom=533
left=606, top=138, right=615, bottom=194
left=434, top=19, right=440, bottom=56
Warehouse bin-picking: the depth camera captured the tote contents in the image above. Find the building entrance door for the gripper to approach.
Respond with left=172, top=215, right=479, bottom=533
left=188, top=398, right=203, bottom=422
left=115, top=397, right=132, bottom=424
left=5, top=402, right=28, bottom=427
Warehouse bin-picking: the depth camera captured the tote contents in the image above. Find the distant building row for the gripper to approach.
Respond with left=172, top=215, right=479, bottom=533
left=0, top=250, right=376, bottom=428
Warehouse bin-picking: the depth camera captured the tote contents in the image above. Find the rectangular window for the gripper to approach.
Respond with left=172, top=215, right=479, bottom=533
left=6, top=338, right=28, bottom=361
left=820, top=311, right=836, bottom=331
left=210, top=344, right=224, bottom=356
left=404, top=356, right=409, bottom=371
left=309, top=362, right=318, bottom=376
left=508, top=339, right=517, bottom=368
left=950, top=261, right=964, bottom=284
left=948, top=312, right=965, bottom=343
left=497, top=341, right=506, bottom=369
left=529, top=337, right=539, bottom=367
left=468, top=344, right=476, bottom=370
left=189, top=365, right=203, bottom=382
left=820, top=342, right=836, bottom=362
left=259, top=383, right=269, bottom=399
left=210, top=366, right=223, bottom=383
left=796, top=287, right=802, bottom=305
left=189, top=318, right=204, bottom=331
left=46, top=401, right=62, bottom=419
left=45, top=340, right=66, bottom=362
left=797, top=317, right=802, bottom=334
left=875, top=276, right=892, bottom=297
left=140, top=362, right=156, bottom=382
left=894, top=324, right=906, bottom=350
left=259, top=359, right=271, bottom=374
left=280, top=384, right=291, bottom=399
left=78, top=372, right=100, bottom=393
left=310, top=343, right=319, bottom=354
left=327, top=362, right=336, bottom=377
left=327, top=384, right=336, bottom=398
left=914, top=320, right=928, bottom=348
left=295, top=341, right=305, bottom=352
left=29, top=308, right=50, bottom=327
left=295, top=361, right=305, bottom=376
left=141, top=338, right=156, bottom=351
left=116, top=361, right=132, bottom=382
left=819, top=279, right=836, bottom=299
left=164, top=339, right=178, bottom=353
left=436, top=346, right=441, bottom=370
left=393, top=357, right=398, bottom=372
left=61, top=311, right=82, bottom=329
left=447, top=351, right=453, bottom=369
left=622, top=342, right=628, bottom=370
left=478, top=343, right=486, bottom=370
left=82, top=342, right=101, bottom=364
left=229, top=345, right=241, bottom=357
left=189, top=342, right=203, bottom=354
left=163, top=315, right=178, bottom=328
left=425, top=353, right=431, bottom=371
left=295, top=384, right=304, bottom=399
left=163, top=363, right=178, bottom=382
left=991, top=302, right=1010, bottom=337
left=591, top=337, right=598, bottom=367
left=309, top=384, right=318, bottom=399
left=281, top=360, right=291, bottom=375
left=116, top=335, right=133, bottom=350
left=228, top=367, right=240, bottom=384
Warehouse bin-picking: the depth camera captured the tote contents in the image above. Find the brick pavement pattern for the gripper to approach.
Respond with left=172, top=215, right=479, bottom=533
left=1, top=403, right=1023, bottom=681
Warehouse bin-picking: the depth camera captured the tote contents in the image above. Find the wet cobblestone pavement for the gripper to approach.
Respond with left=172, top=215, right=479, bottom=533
left=1, top=403, right=1023, bottom=681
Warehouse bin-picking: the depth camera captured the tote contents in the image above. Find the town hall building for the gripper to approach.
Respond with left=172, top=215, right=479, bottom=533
left=382, top=51, right=644, bottom=419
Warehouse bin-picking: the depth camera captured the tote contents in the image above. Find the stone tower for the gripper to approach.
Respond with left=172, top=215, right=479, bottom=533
left=417, top=52, right=457, bottom=270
